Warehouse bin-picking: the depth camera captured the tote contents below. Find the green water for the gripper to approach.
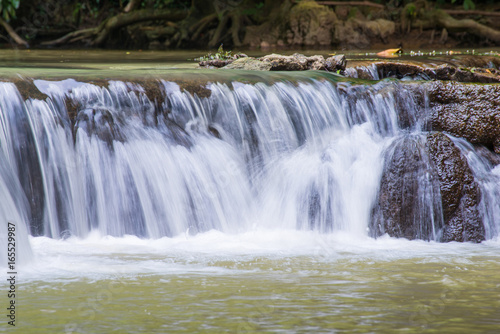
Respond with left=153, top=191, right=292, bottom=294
left=4, top=239, right=500, bottom=333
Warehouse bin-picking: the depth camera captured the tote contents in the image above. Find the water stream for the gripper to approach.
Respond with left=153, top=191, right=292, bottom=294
left=0, top=62, right=499, bottom=332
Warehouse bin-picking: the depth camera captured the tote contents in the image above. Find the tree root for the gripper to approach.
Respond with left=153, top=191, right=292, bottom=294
left=0, top=17, right=28, bottom=47
left=230, top=13, right=242, bottom=47
left=444, top=9, right=500, bottom=17
left=208, top=13, right=229, bottom=48
left=42, top=8, right=188, bottom=47
left=417, top=10, right=500, bottom=44
left=190, top=13, right=217, bottom=41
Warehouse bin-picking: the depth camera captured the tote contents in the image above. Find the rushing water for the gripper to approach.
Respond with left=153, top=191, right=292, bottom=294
left=0, top=62, right=500, bottom=332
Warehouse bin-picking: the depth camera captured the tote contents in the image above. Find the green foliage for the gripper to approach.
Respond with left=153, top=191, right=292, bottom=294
left=347, top=7, right=358, bottom=19
left=195, top=44, right=234, bottom=62
left=463, top=0, right=476, bottom=10
left=0, top=0, right=20, bottom=22
left=449, top=0, right=476, bottom=10
left=406, top=3, right=416, bottom=16
left=241, top=1, right=264, bottom=16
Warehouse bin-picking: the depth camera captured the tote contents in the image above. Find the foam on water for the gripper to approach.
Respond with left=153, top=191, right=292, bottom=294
left=13, top=229, right=499, bottom=283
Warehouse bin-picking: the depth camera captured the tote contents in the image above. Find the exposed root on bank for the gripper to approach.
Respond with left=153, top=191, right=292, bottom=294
left=42, top=8, right=188, bottom=47
left=0, top=17, right=28, bottom=47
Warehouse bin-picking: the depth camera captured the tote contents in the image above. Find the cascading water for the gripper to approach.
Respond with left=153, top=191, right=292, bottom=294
left=0, top=73, right=498, bottom=253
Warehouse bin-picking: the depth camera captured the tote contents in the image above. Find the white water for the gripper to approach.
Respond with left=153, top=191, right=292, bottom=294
left=18, top=230, right=500, bottom=282
left=0, top=75, right=499, bottom=269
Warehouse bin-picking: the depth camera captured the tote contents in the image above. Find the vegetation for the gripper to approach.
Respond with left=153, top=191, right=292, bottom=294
left=195, top=44, right=235, bottom=62
left=0, top=0, right=498, bottom=49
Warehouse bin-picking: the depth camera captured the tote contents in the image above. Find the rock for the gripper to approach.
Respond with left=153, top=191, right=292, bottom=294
left=346, top=57, right=500, bottom=82
left=258, top=53, right=346, bottom=72
left=427, top=81, right=500, bottom=153
left=357, top=19, right=395, bottom=42
left=75, top=108, right=124, bottom=147
left=198, top=53, right=248, bottom=68
left=259, top=53, right=309, bottom=70
left=220, top=53, right=347, bottom=73
left=334, top=18, right=395, bottom=49
left=199, top=59, right=234, bottom=68
left=286, top=0, right=337, bottom=46
left=222, top=57, right=272, bottom=71
left=370, top=132, right=486, bottom=242
left=325, top=55, right=346, bottom=73
left=370, top=135, right=442, bottom=240
left=334, top=20, right=370, bottom=49
left=260, top=41, right=271, bottom=49
left=426, top=132, right=485, bottom=242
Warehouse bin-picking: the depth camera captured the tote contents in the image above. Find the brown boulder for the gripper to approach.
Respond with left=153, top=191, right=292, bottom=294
left=426, top=132, right=485, bottom=242
left=370, top=132, right=485, bottom=242
left=370, top=135, right=442, bottom=240
left=427, top=81, right=500, bottom=154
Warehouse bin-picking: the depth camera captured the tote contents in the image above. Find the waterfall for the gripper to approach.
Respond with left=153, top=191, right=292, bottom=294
left=0, top=74, right=498, bottom=246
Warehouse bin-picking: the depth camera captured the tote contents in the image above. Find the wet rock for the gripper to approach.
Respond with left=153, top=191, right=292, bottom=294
left=371, top=133, right=485, bottom=243
left=75, top=108, right=124, bottom=147
left=346, top=56, right=500, bottom=82
left=426, top=132, right=485, bottom=242
left=370, top=136, right=442, bottom=240
left=427, top=81, right=500, bottom=153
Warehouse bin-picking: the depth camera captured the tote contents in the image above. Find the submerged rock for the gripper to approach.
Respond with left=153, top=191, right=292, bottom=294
left=75, top=108, right=125, bottom=147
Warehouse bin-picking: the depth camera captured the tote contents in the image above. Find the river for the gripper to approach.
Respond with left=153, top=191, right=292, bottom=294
left=0, top=49, right=499, bottom=333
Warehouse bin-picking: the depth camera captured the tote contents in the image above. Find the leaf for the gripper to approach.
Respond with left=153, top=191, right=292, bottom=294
left=464, top=0, right=475, bottom=10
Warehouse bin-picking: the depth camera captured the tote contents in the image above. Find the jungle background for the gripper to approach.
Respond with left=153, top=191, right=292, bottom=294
left=0, top=0, right=499, bottom=51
